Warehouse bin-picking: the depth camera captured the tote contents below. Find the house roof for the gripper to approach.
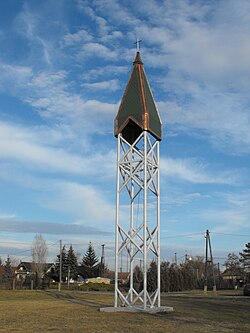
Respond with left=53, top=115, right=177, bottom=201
left=114, top=51, right=162, bottom=143
left=16, top=261, right=54, bottom=272
left=17, top=261, right=33, bottom=271
left=221, top=268, right=243, bottom=277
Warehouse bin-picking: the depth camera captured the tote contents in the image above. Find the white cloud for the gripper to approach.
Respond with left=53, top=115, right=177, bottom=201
left=63, top=29, right=93, bottom=46
left=81, top=0, right=139, bottom=27
left=223, top=191, right=250, bottom=209
left=79, top=42, right=118, bottom=60
left=81, top=79, right=119, bottom=91
left=158, top=89, right=250, bottom=154
left=40, top=181, right=115, bottom=226
left=3, top=0, right=248, bottom=156
left=136, top=2, right=250, bottom=153
left=163, top=193, right=203, bottom=207
left=147, top=2, right=250, bottom=153
left=134, top=0, right=250, bottom=80
left=161, top=157, right=240, bottom=185
left=78, top=2, right=110, bottom=35
left=0, top=63, right=32, bottom=93
left=197, top=190, right=250, bottom=234
left=201, top=209, right=248, bottom=234
left=0, top=121, right=116, bottom=177
left=0, top=64, right=118, bottom=133
left=82, top=65, right=128, bottom=80
left=14, top=6, right=53, bottom=66
left=0, top=216, right=112, bottom=236
left=99, top=30, right=123, bottom=43
left=0, top=122, right=82, bottom=174
left=25, top=71, right=118, bottom=129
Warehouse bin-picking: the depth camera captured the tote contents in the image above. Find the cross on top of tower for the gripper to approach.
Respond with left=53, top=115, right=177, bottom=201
left=134, top=38, right=142, bottom=52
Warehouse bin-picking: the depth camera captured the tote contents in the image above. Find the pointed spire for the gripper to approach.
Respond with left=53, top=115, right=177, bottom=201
left=133, top=51, right=143, bottom=65
left=114, top=52, right=162, bottom=143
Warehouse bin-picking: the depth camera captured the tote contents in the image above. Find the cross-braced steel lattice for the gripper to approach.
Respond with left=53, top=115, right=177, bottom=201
left=114, top=130, right=161, bottom=309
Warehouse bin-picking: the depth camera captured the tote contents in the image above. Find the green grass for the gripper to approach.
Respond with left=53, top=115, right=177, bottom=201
left=0, top=290, right=249, bottom=333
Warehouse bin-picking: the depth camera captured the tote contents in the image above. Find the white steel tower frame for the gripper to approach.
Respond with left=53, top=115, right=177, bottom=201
left=114, top=130, right=161, bottom=310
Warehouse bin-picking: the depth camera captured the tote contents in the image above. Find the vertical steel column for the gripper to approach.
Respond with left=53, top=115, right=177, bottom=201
left=157, top=141, right=161, bottom=307
left=143, top=131, right=147, bottom=309
left=129, top=142, right=134, bottom=303
left=114, top=134, right=121, bottom=307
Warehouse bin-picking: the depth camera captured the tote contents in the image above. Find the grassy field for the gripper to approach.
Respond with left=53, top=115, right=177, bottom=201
left=0, top=290, right=249, bottom=333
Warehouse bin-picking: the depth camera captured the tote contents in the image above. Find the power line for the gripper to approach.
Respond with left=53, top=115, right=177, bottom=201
left=1, top=241, right=58, bottom=257
left=213, top=256, right=228, bottom=260
left=162, top=231, right=250, bottom=239
left=211, top=232, right=250, bottom=237
left=0, top=241, right=32, bottom=245
left=161, top=232, right=203, bottom=239
left=9, top=248, right=31, bottom=256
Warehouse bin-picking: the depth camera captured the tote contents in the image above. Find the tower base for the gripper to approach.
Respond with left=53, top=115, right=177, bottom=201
left=100, top=306, right=173, bottom=313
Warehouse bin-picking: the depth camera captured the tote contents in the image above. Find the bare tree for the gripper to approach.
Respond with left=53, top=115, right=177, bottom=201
left=9, top=256, right=19, bottom=267
left=31, top=234, right=48, bottom=288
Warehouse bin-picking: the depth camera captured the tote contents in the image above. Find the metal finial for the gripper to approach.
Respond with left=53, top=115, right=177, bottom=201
left=134, top=38, right=142, bottom=52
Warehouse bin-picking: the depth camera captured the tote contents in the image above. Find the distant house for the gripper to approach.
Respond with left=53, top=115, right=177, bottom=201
left=104, top=271, right=130, bottom=285
left=221, top=268, right=243, bottom=288
left=15, top=261, right=54, bottom=281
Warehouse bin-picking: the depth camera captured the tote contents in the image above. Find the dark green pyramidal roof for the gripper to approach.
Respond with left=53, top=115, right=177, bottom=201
left=114, top=52, right=162, bottom=143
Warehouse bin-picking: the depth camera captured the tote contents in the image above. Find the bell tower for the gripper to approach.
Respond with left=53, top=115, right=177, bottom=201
left=113, top=51, right=166, bottom=311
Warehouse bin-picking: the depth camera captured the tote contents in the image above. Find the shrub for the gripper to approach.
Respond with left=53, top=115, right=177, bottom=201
left=79, top=283, right=114, bottom=292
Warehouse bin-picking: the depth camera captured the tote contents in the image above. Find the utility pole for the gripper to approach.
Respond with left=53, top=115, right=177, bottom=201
left=204, top=231, right=208, bottom=292
left=101, top=244, right=105, bottom=278
left=204, top=230, right=216, bottom=292
left=67, top=267, right=70, bottom=287
left=174, top=252, right=177, bottom=265
left=58, top=240, right=62, bottom=292
left=217, top=262, right=220, bottom=289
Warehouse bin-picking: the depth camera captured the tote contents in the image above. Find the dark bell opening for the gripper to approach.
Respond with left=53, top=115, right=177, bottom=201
left=121, top=119, right=142, bottom=145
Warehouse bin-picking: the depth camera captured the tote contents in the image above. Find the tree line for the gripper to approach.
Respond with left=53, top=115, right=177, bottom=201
left=49, top=242, right=103, bottom=282
left=1, top=238, right=249, bottom=291
left=0, top=238, right=104, bottom=289
left=134, top=256, right=219, bottom=293
left=47, top=240, right=250, bottom=289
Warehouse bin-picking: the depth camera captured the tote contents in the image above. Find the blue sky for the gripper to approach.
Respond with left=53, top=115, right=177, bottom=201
left=0, top=0, right=249, bottom=267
